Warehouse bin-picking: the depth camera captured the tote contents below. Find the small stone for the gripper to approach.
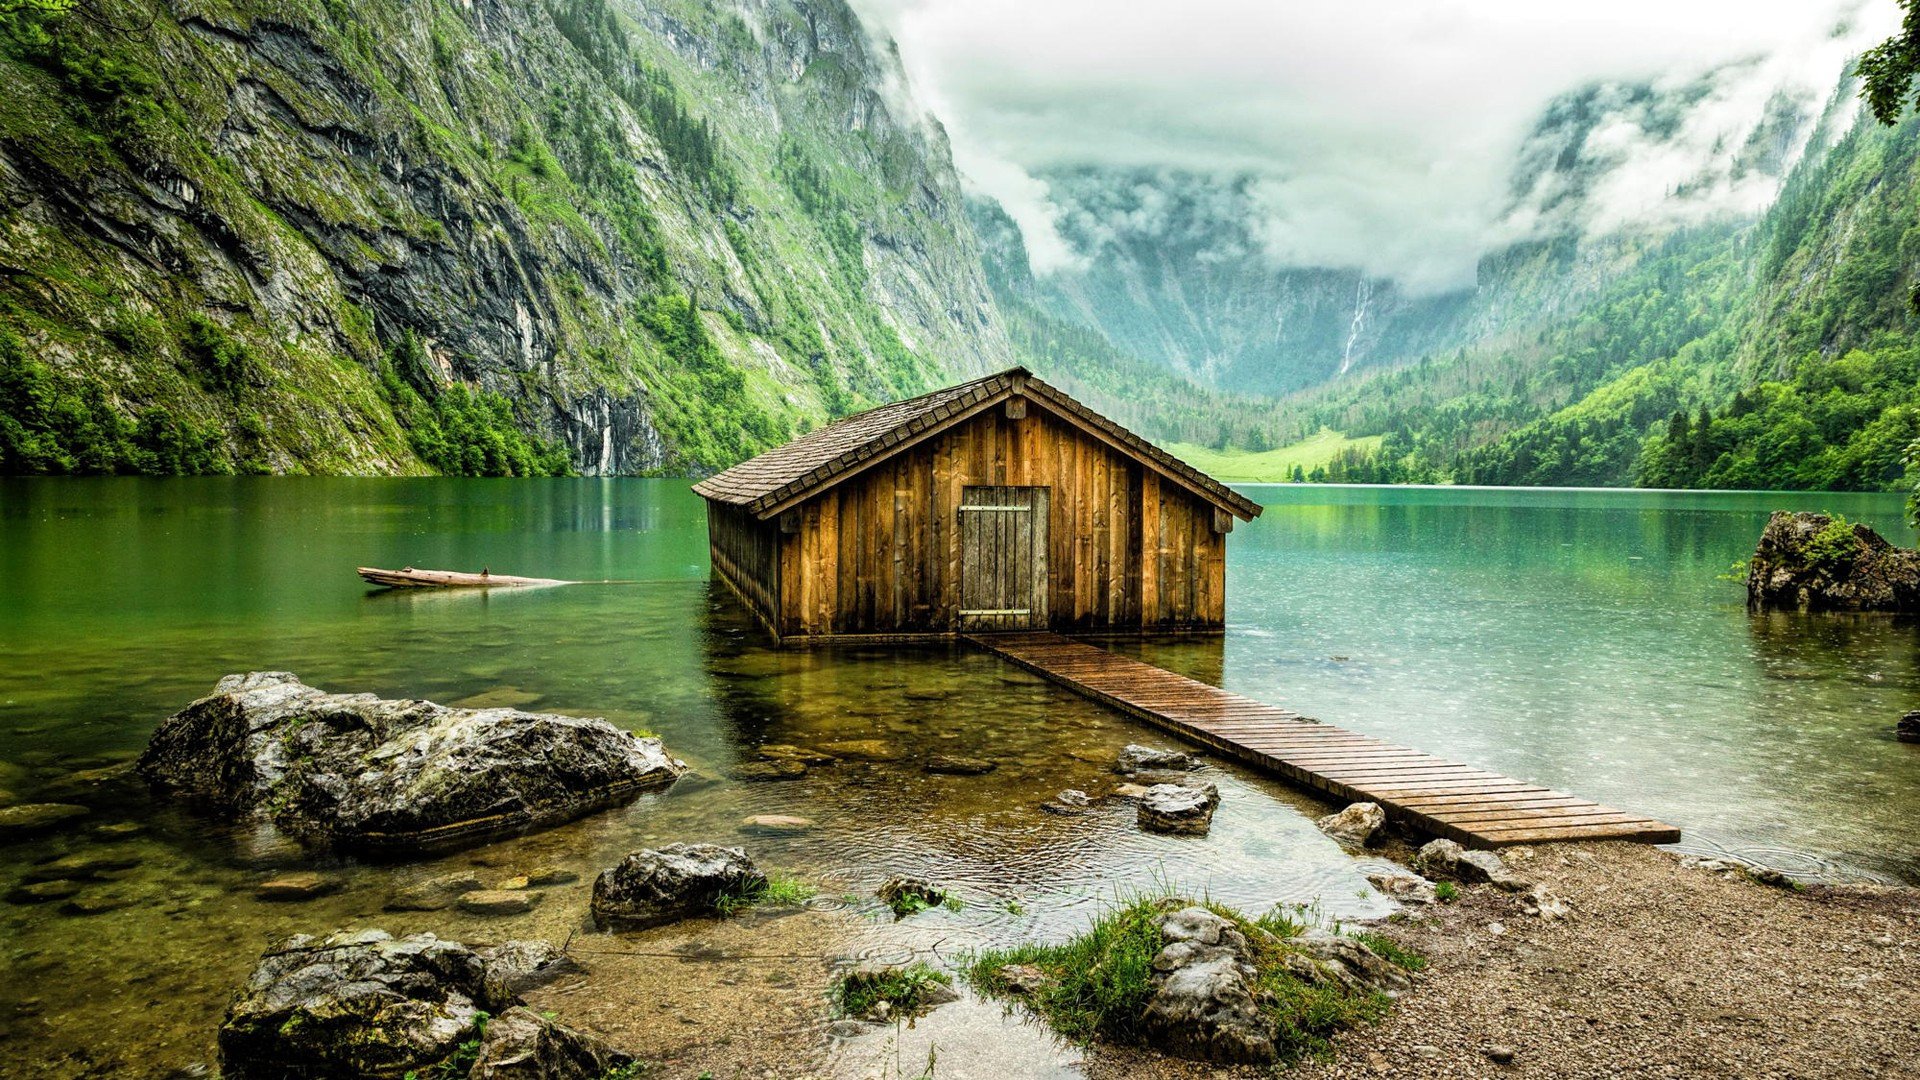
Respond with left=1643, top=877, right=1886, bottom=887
left=1112, top=783, right=1152, bottom=799
left=255, top=872, right=340, bottom=901
left=1041, top=789, right=1093, bottom=815
left=1412, top=838, right=1527, bottom=890
left=590, top=843, right=764, bottom=929
left=728, top=759, right=808, bottom=782
left=1114, top=744, right=1197, bottom=774
left=741, top=814, right=815, bottom=835
left=1486, top=921, right=1507, bottom=936
left=1520, top=883, right=1570, bottom=921
left=994, top=963, right=1050, bottom=996
left=1314, top=802, right=1386, bottom=848
left=0, top=803, right=88, bottom=837
left=494, top=876, right=532, bottom=891
left=1486, top=1044, right=1516, bottom=1064
left=923, top=754, right=996, bottom=776
left=92, top=822, right=143, bottom=837
left=459, top=889, right=542, bottom=916
left=1138, top=782, right=1220, bottom=836
left=818, top=739, right=901, bottom=762
left=1367, top=872, right=1437, bottom=906
left=1413, top=1045, right=1442, bottom=1059
left=7, top=879, right=85, bottom=904
left=386, top=871, right=485, bottom=912
left=877, top=875, right=947, bottom=916
left=757, top=744, right=837, bottom=764
left=525, top=867, right=580, bottom=887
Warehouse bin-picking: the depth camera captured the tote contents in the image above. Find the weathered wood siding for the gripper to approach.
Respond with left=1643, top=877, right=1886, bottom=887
left=707, top=500, right=780, bottom=634
left=771, top=404, right=1226, bottom=637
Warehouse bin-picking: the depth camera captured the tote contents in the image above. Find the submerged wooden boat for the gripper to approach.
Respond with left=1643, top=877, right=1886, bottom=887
left=357, top=566, right=571, bottom=589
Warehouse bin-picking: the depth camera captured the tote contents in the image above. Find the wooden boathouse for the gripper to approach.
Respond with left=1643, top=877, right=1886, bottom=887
left=693, top=367, right=1262, bottom=641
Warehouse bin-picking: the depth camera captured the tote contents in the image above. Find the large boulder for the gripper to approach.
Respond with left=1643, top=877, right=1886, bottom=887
left=1141, top=907, right=1276, bottom=1064
left=218, top=930, right=591, bottom=1080
left=1114, top=744, right=1198, bottom=774
left=590, top=843, right=765, bottom=929
left=139, top=673, right=683, bottom=853
left=1747, top=511, right=1920, bottom=612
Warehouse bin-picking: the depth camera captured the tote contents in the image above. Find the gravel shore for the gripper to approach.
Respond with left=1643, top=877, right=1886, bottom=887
left=1094, top=841, right=1919, bottom=1080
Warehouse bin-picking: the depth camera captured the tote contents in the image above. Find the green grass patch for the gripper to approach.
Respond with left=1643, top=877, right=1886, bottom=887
left=965, top=895, right=1388, bottom=1061
left=1433, top=881, right=1459, bottom=903
left=831, top=962, right=953, bottom=1019
left=714, top=873, right=815, bottom=916
left=1165, top=428, right=1385, bottom=483
left=1347, top=930, right=1427, bottom=973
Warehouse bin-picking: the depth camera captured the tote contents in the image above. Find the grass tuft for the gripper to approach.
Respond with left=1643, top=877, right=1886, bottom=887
left=1348, top=930, right=1428, bottom=973
left=832, top=962, right=953, bottom=1019
left=966, top=893, right=1393, bottom=1061
left=714, top=873, right=816, bottom=916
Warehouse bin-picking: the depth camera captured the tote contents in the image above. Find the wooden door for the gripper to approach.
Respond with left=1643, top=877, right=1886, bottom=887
left=957, top=486, right=1049, bottom=632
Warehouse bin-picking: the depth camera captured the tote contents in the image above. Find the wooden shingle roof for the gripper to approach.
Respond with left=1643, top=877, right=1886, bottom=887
left=693, top=367, right=1263, bottom=522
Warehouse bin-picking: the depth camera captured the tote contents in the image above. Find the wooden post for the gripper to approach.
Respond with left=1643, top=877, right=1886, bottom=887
left=1212, top=508, right=1233, bottom=534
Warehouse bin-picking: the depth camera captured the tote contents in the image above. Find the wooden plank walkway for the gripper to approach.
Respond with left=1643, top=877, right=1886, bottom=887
left=968, top=632, right=1680, bottom=848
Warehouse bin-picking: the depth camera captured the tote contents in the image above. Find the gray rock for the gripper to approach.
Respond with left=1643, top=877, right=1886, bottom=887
left=469, top=1005, right=632, bottom=1079
left=386, top=871, right=486, bottom=912
left=1367, top=871, right=1437, bottom=905
left=0, top=803, right=89, bottom=838
left=1411, top=839, right=1527, bottom=891
left=1283, top=931, right=1414, bottom=996
left=1898, top=710, right=1920, bottom=744
left=474, top=940, right=583, bottom=1001
left=1486, top=1044, right=1517, bottom=1065
left=740, top=814, right=814, bottom=835
left=1115, top=744, right=1198, bottom=774
left=1141, top=906, right=1275, bottom=1064
left=590, top=843, right=765, bottom=929
left=1315, top=802, right=1386, bottom=848
left=1041, top=789, right=1093, bottom=815
left=993, top=963, right=1051, bottom=996
left=219, top=930, right=524, bottom=1078
left=924, top=754, right=996, bottom=775
left=1138, top=782, right=1220, bottom=836
left=138, top=673, right=684, bottom=853
left=525, top=867, right=580, bottom=887
left=1747, top=511, right=1920, bottom=611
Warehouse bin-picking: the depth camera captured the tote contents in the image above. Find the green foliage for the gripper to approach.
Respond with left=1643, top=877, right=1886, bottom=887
left=1, top=328, right=226, bottom=474
left=180, top=314, right=259, bottom=395
left=634, top=295, right=784, bottom=469
left=1801, top=514, right=1860, bottom=572
left=831, top=962, right=953, bottom=1019
left=966, top=895, right=1389, bottom=1061
left=1432, top=882, right=1458, bottom=903
left=1347, top=931, right=1427, bottom=973
left=1859, top=0, right=1920, bottom=127
left=378, top=332, right=572, bottom=477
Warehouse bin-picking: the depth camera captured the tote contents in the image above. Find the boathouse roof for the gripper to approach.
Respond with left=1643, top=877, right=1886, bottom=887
left=692, top=366, right=1262, bottom=522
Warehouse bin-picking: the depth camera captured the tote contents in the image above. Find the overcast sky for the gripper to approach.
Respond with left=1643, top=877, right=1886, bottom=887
left=851, top=0, right=1895, bottom=290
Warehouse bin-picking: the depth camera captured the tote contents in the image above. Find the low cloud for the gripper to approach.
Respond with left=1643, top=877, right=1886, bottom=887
left=853, top=0, right=1890, bottom=290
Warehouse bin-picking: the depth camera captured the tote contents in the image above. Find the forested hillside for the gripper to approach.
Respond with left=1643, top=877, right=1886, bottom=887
left=1270, top=98, right=1920, bottom=493
left=0, top=0, right=1017, bottom=475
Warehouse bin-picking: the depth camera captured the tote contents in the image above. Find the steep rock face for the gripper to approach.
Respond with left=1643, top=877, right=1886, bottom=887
left=1747, top=510, right=1920, bottom=612
left=0, top=0, right=1011, bottom=475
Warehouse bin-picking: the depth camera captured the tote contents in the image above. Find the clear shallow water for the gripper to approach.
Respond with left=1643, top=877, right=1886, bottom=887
left=0, top=478, right=1915, bottom=1076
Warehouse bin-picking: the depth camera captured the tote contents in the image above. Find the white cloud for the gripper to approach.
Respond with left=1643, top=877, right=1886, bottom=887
left=851, top=0, right=1892, bottom=289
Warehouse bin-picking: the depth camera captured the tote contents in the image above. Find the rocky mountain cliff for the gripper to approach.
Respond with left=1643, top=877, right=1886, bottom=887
left=0, top=0, right=1013, bottom=474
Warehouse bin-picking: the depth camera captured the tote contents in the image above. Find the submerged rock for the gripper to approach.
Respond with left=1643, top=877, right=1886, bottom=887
left=1041, top=789, right=1094, bottom=815
left=138, top=672, right=684, bottom=853
left=924, top=754, right=996, bottom=775
left=255, top=872, right=340, bottom=902
left=1747, top=511, right=1920, bottom=611
left=728, top=759, right=808, bottom=782
left=1899, top=711, right=1920, bottom=744
left=740, top=814, right=814, bottom=835
left=1114, top=744, right=1198, bottom=774
left=218, top=930, right=596, bottom=1080
left=1411, top=839, right=1527, bottom=891
left=877, top=875, right=947, bottom=917
left=590, top=843, right=765, bottom=929
left=386, top=871, right=485, bottom=912
left=1315, top=802, right=1386, bottom=848
left=1138, top=782, right=1220, bottom=836
left=0, top=802, right=89, bottom=838
left=460, top=890, right=541, bottom=917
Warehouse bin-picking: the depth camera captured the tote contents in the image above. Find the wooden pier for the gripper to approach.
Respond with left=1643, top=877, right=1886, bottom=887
left=969, top=632, right=1680, bottom=848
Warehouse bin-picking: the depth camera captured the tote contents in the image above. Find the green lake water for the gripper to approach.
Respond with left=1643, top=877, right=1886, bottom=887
left=0, top=478, right=1915, bottom=1076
